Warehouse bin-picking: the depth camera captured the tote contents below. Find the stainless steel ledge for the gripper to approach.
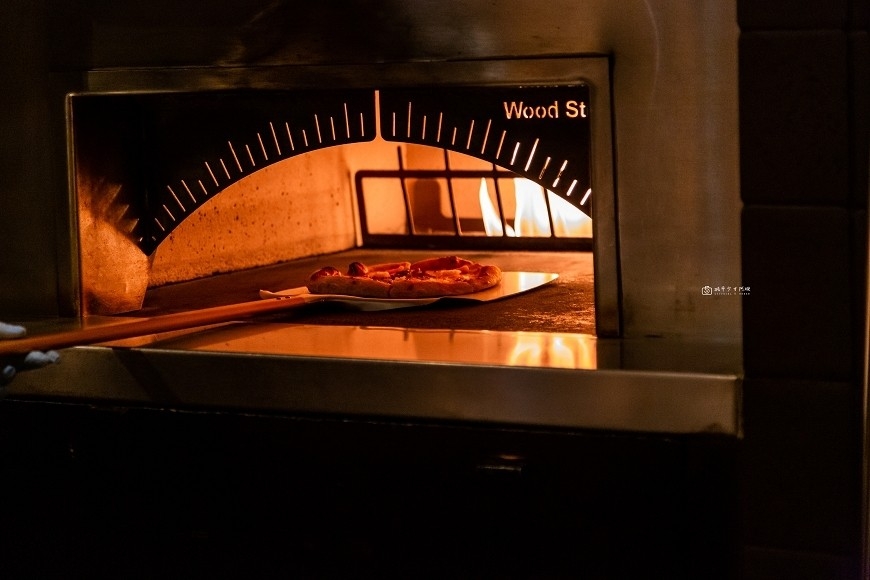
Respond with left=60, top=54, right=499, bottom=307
left=7, top=322, right=741, bottom=436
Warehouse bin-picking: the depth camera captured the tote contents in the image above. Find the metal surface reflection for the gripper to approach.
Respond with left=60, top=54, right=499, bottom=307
left=141, top=324, right=598, bottom=370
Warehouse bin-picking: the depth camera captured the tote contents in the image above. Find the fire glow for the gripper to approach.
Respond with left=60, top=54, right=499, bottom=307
left=508, top=333, right=596, bottom=369
left=479, top=178, right=592, bottom=238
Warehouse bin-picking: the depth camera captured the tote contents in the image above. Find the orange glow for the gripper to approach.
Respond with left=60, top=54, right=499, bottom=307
left=508, top=333, right=596, bottom=369
left=479, top=177, right=592, bottom=238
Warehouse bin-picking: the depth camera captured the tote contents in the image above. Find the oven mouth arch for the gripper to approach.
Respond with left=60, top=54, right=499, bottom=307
left=71, top=84, right=595, bottom=257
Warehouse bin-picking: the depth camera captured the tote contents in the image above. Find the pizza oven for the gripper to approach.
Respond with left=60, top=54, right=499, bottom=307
left=0, top=0, right=754, bottom=578
left=0, top=1, right=742, bottom=432
left=9, top=0, right=870, bottom=576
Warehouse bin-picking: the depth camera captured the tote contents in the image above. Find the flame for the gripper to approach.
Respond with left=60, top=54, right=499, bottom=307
left=548, top=187, right=593, bottom=237
left=479, top=178, right=515, bottom=236
left=513, top=179, right=552, bottom=237
left=479, top=178, right=591, bottom=238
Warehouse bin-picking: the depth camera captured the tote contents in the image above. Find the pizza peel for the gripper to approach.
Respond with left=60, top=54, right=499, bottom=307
left=0, top=272, right=558, bottom=356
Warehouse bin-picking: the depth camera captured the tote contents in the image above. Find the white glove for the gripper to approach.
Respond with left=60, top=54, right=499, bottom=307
left=1, top=322, right=59, bottom=388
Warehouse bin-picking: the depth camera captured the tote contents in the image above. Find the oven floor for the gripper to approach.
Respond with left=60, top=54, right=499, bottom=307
left=140, top=250, right=596, bottom=335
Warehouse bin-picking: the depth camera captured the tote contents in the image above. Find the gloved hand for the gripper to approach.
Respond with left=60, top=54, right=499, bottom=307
left=1, top=322, right=59, bottom=388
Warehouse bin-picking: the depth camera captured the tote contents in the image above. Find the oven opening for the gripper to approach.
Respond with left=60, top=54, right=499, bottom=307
left=70, top=68, right=617, bottom=341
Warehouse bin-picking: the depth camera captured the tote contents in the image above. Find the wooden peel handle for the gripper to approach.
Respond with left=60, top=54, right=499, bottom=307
left=0, top=296, right=310, bottom=356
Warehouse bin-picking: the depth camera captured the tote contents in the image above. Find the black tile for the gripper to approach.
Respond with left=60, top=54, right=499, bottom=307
left=741, top=377, right=862, bottom=555
left=740, top=31, right=849, bottom=205
left=742, top=545, right=859, bottom=580
left=742, top=206, right=854, bottom=379
left=738, top=0, right=847, bottom=30
left=850, top=32, right=869, bottom=209
left=851, top=209, right=868, bottom=378
left=850, top=0, right=870, bottom=30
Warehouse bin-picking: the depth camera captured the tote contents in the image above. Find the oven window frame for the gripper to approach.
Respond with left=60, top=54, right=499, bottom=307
left=78, top=56, right=620, bottom=336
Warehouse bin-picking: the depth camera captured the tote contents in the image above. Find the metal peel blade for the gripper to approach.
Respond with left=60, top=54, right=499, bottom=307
left=258, top=271, right=559, bottom=310
left=0, top=272, right=557, bottom=355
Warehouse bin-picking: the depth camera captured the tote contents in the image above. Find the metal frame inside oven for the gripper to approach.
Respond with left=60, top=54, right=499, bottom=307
left=354, top=147, right=594, bottom=252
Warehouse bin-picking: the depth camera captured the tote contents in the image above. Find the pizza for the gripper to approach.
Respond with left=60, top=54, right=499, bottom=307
left=306, top=255, right=502, bottom=299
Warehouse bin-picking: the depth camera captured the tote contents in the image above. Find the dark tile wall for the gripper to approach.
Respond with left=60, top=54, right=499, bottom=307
left=851, top=32, right=869, bottom=209
left=742, top=207, right=855, bottom=380
left=739, top=31, right=849, bottom=206
left=739, top=1, right=848, bottom=29
left=738, top=1, right=869, bottom=578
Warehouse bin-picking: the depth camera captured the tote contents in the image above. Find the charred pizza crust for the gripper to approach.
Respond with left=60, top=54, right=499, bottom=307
left=306, top=256, right=502, bottom=298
